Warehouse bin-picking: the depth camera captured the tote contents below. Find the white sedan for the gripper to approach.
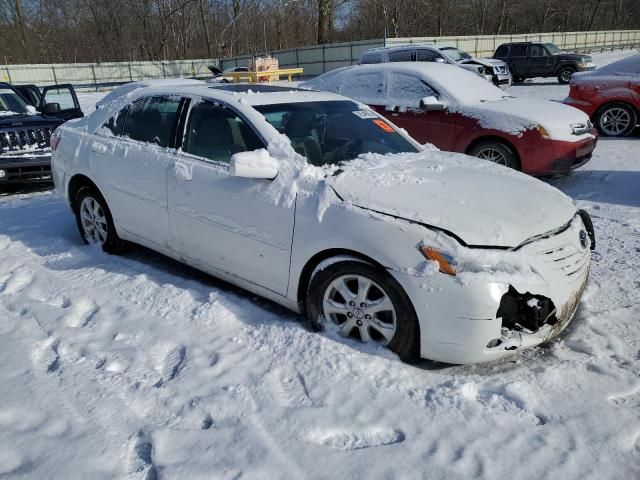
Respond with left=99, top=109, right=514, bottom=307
left=51, top=83, right=594, bottom=364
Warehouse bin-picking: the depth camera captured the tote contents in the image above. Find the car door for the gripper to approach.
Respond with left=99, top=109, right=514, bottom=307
left=507, top=44, right=528, bottom=77
left=12, top=84, right=42, bottom=107
left=89, top=95, right=183, bottom=249
left=379, top=72, right=458, bottom=150
left=39, top=84, right=83, bottom=120
left=528, top=44, right=553, bottom=76
left=167, top=100, right=295, bottom=295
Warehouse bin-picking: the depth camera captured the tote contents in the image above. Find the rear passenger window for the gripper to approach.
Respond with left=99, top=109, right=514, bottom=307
left=494, top=45, right=508, bottom=57
left=510, top=45, right=527, bottom=57
left=122, top=96, right=181, bottom=147
left=102, top=107, right=128, bottom=136
left=339, top=72, right=385, bottom=105
left=389, top=50, right=412, bottom=62
left=415, top=50, right=442, bottom=62
left=183, top=102, right=264, bottom=164
left=387, top=73, right=438, bottom=108
left=360, top=52, right=382, bottom=64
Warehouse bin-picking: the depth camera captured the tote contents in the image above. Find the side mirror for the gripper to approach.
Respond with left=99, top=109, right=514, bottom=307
left=43, top=102, right=61, bottom=114
left=230, top=149, right=278, bottom=180
left=434, top=57, right=446, bottom=64
left=420, top=96, right=444, bottom=111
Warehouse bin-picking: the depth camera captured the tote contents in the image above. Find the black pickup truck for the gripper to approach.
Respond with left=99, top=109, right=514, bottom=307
left=493, top=42, right=596, bottom=84
left=0, top=82, right=83, bottom=186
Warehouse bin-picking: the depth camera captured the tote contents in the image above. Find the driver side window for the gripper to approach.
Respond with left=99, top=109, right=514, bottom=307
left=339, top=72, right=385, bottom=105
left=529, top=45, right=546, bottom=57
left=183, top=102, right=264, bottom=164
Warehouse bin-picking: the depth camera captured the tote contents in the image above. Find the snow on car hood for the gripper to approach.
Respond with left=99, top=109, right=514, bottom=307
left=461, top=58, right=506, bottom=68
left=450, top=97, right=592, bottom=140
left=329, top=150, right=576, bottom=248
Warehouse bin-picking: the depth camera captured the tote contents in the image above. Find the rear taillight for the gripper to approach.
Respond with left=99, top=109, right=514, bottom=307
left=50, top=130, right=61, bottom=150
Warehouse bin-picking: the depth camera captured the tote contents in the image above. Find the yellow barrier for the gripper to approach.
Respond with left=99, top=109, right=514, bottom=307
left=225, top=68, right=304, bottom=83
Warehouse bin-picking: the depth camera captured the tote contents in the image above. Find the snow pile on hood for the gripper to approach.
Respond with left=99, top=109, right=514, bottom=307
left=447, top=97, right=591, bottom=140
left=329, top=149, right=576, bottom=248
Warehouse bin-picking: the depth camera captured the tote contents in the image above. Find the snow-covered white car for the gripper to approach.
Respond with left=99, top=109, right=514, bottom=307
left=51, top=83, right=594, bottom=364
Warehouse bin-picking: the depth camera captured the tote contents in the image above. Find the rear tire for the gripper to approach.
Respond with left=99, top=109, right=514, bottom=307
left=307, top=259, right=420, bottom=362
left=557, top=67, right=575, bottom=84
left=73, top=186, right=125, bottom=254
left=594, top=102, right=637, bottom=137
left=468, top=140, right=520, bottom=170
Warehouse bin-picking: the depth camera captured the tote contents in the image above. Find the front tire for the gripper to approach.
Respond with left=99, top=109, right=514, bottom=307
left=73, top=186, right=124, bottom=253
left=468, top=140, right=520, bottom=170
left=307, top=260, right=419, bottom=362
left=594, top=103, right=637, bottom=137
left=557, top=67, right=575, bottom=84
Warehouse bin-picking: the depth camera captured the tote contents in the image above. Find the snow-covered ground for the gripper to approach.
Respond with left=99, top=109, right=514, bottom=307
left=1, top=51, right=639, bottom=479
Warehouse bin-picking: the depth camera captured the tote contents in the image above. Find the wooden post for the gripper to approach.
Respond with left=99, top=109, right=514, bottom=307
left=91, top=65, right=98, bottom=91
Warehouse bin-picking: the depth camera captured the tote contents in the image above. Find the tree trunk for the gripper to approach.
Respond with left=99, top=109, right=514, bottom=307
left=317, top=0, right=332, bottom=44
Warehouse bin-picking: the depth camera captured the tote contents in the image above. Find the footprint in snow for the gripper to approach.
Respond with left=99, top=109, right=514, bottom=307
left=32, top=337, right=60, bottom=374
left=126, top=432, right=158, bottom=480
left=272, top=369, right=314, bottom=408
left=610, top=386, right=640, bottom=408
left=308, top=428, right=405, bottom=450
left=153, top=345, right=187, bottom=388
left=1, top=270, right=33, bottom=295
left=64, top=297, right=99, bottom=328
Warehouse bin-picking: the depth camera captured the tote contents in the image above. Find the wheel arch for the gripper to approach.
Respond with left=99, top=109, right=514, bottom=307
left=67, top=174, right=106, bottom=212
left=464, top=135, right=522, bottom=169
left=296, top=248, right=388, bottom=315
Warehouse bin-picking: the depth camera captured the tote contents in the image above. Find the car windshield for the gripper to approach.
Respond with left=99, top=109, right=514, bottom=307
left=254, top=101, right=419, bottom=166
left=442, top=47, right=471, bottom=61
left=0, top=89, right=29, bottom=115
left=545, top=43, right=561, bottom=54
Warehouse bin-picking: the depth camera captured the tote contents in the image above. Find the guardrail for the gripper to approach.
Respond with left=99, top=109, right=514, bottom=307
left=1, top=59, right=218, bottom=89
left=2, top=30, right=638, bottom=89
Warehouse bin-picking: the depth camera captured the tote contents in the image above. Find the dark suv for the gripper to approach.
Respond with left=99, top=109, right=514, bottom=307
left=0, top=82, right=82, bottom=185
left=493, top=42, right=596, bottom=84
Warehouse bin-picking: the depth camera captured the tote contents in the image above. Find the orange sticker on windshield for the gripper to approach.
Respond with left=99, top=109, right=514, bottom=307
left=373, top=119, right=394, bottom=133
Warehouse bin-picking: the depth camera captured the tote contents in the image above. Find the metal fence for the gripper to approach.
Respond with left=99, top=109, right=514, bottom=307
left=2, top=29, right=639, bottom=89
left=1, top=58, right=218, bottom=89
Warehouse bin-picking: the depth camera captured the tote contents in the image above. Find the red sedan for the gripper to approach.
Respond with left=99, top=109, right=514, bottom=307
left=304, top=62, right=597, bottom=176
left=564, top=53, right=640, bottom=137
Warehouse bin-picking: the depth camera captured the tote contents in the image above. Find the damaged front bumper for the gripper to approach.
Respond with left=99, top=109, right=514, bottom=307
left=390, top=212, right=592, bottom=364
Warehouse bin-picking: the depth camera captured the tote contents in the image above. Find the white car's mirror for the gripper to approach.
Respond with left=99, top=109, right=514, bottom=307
left=420, top=96, right=444, bottom=111
left=229, top=149, right=278, bottom=180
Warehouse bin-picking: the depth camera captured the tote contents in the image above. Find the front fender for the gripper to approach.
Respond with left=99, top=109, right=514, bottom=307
left=288, top=193, right=440, bottom=303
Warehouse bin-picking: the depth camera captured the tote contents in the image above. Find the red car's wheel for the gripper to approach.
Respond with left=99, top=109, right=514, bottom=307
left=594, top=103, right=637, bottom=137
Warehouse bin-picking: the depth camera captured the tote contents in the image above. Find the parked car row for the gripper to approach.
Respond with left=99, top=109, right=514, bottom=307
left=50, top=73, right=597, bottom=364
left=9, top=49, right=637, bottom=365
left=303, top=62, right=598, bottom=175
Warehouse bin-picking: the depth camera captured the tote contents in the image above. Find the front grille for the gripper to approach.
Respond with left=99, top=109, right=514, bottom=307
left=537, top=244, right=589, bottom=283
left=495, top=64, right=509, bottom=75
left=0, top=164, right=51, bottom=182
left=0, top=127, right=53, bottom=153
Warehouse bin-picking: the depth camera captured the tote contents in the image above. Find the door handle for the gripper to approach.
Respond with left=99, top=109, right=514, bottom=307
left=91, top=141, right=108, bottom=154
left=172, top=160, right=193, bottom=183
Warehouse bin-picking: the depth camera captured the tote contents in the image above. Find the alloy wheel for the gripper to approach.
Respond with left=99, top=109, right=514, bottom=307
left=322, top=274, right=397, bottom=345
left=599, top=107, right=632, bottom=136
left=474, top=147, right=508, bottom=166
left=80, top=196, right=108, bottom=244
